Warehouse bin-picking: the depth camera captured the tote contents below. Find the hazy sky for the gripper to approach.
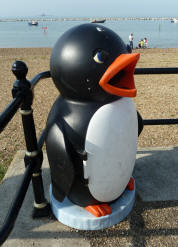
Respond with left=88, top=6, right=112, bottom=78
left=1, top=0, right=178, bottom=18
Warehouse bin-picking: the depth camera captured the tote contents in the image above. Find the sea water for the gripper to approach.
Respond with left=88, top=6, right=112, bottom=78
left=0, top=19, right=178, bottom=48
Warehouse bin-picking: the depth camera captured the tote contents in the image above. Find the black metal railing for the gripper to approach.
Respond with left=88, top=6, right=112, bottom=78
left=135, top=67, right=178, bottom=125
left=0, top=61, right=177, bottom=245
left=135, top=67, right=178, bottom=74
left=0, top=61, right=51, bottom=246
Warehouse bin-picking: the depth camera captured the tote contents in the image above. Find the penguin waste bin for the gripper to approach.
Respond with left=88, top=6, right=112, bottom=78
left=1, top=23, right=178, bottom=244
left=46, top=23, right=143, bottom=230
left=0, top=24, right=147, bottom=245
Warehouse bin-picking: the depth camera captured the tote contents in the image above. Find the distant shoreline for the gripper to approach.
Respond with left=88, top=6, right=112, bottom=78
left=0, top=17, right=177, bottom=22
left=1, top=47, right=178, bottom=51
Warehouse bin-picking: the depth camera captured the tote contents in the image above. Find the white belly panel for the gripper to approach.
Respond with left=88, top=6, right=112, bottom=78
left=84, top=98, right=138, bottom=202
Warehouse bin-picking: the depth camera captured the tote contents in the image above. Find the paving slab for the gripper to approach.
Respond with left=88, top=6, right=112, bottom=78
left=0, top=146, right=177, bottom=246
left=134, top=146, right=178, bottom=201
left=0, top=151, right=90, bottom=247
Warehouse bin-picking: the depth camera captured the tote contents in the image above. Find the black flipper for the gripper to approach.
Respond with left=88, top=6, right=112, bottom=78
left=46, top=122, right=75, bottom=202
left=137, top=111, right=144, bottom=136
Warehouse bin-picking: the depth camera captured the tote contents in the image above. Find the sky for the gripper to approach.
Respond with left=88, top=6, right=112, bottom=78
left=1, top=0, right=178, bottom=18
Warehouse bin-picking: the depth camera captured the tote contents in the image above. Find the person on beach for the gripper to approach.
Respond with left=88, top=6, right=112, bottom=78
left=137, top=40, right=141, bottom=48
left=144, top=37, right=147, bottom=48
left=129, top=33, right=134, bottom=49
left=140, top=39, right=144, bottom=48
left=137, top=39, right=145, bottom=49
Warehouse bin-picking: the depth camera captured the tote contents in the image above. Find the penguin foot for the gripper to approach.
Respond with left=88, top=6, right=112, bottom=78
left=127, top=177, right=134, bottom=190
left=85, top=204, right=112, bottom=217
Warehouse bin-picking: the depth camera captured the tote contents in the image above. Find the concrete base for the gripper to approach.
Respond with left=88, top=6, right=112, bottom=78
left=134, top=146, right=178, bottom=201
left=0, top=146, right=177, bottom=246
left=50, top=182, right=135, bottom=230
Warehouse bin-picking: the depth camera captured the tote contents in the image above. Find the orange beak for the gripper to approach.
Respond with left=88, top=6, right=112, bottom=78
left=99, top=53, right=140, bottom=97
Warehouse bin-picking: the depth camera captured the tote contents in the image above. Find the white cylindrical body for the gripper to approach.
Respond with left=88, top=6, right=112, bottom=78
left=84, top=98, right=138, bottom=202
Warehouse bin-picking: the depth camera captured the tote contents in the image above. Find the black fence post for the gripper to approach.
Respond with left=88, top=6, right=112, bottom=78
left=11, top=61, right=50, bottom=218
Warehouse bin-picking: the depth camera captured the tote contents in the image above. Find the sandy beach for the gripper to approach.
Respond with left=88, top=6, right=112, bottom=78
left=0, top=47, right=178, bottom=246
left=0, top=47, right=177, bottom=166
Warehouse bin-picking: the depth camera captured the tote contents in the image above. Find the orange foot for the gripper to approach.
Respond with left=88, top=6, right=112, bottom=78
left=85, top=204, right=112, bottom=217
left=127, top=177, right=135, bottom=191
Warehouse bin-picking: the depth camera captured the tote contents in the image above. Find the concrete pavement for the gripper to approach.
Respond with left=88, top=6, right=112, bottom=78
left=0, top=146, right=177, bottom=246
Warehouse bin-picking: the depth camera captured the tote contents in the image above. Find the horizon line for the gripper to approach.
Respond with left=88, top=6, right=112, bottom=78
left=0, top=16, right=177, bottom=22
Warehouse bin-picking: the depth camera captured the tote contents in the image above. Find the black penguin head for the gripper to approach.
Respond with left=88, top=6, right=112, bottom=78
left=50, top=23, right=140, bottom=102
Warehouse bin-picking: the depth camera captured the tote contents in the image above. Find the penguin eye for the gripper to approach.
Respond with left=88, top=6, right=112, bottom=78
left=93, top=50, right=109, bottom=64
